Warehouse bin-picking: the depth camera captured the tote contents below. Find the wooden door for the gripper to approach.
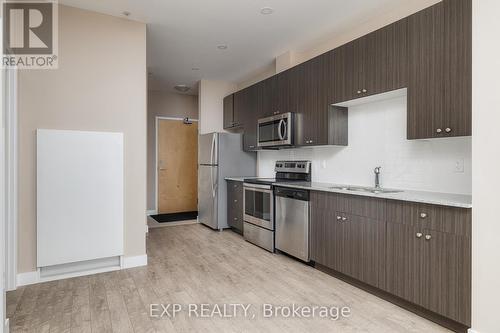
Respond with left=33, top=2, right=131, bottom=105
left=407, top=2, right=445, bottom=139
left=422, top=229, right=471, bottom=325
left=157, top=119, right=198, bottom=214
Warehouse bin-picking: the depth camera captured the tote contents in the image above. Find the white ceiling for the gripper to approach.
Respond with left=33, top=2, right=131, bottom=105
left=60, top=0, right=407, bottom=94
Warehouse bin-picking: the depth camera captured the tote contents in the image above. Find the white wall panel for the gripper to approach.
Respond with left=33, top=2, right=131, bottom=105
left=37, top=129, right=124, bottom=268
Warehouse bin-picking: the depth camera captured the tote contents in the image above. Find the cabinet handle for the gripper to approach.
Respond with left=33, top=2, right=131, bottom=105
left=445, top=127, right=452, bottom=133
left=234, top=218, right=238, bottom=221
left=341, top=216, right=347, bottom=222
left=233, top=185, right=238, bottom=188
left=357, top=90, right=361, bottom=94
left=436, top=128, right=442, bottom=134
left=362, top=89, right=367, bottom=93
left=249, top=145, right=255, bottom=149
left=336, top=216, right=342, bottom=221
left=416, top=232, right=423, bottom=238
left=419, top=212, right=427, bottom=219
left=425, top=234, right=432, bottom=240
left=309, top=140, right=314, bottom=144
left=234, top=199, right=238, bottom=203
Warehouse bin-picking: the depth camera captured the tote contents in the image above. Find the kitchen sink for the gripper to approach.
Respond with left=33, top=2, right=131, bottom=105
left=329, top=185, right=403, bottom=194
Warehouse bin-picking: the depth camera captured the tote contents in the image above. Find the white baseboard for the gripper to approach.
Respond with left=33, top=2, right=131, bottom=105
left=468, top=329, right=479, bottom=333
left=17, top=254, right=148, bottom=287
left=121, top=254, right=148, bottom=269
left=146, top=209, right=157, bottom=216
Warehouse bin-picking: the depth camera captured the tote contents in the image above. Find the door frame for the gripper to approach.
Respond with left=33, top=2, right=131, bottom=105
left=154, top=116, right=198, bottom=214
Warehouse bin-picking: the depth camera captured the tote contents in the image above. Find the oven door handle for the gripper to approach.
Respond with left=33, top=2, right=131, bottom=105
left=278, top=119, right=286, bottom=141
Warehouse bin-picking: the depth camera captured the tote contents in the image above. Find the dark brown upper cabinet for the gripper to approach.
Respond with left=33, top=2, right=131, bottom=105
left=223, top=94, right=237, bottom=129
left=257, top=76, right=279, bottom=117
left=235, top=85, right=259, bottom=151
left=407, top=0, right=471, bottom=139
left=332, top=19, right=408, bottom=104
left=291, top=52, right=348, bottom=147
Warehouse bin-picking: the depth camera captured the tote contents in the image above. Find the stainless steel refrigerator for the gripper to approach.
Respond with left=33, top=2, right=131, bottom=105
left=198, top=133, right=256, bottom=230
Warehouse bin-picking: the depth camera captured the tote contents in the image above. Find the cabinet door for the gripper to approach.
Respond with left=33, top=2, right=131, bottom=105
left=443, top=0, right=472, bottom=137
left=258, top=76, right=278, bottom=117
left=223, top=94, right=234, bottom=129
left=363, top=19, right=408, bottom=96
left=310, top=192, right=344, bottom=271
left=346, top=215, right=386, bottom=288
left=298, top=54, right=331, bottom=146
left=407, top=2, right=445, bottom=139
left=241, top=85, right=259, bottom=151
left=422, top=229, right=471, bottom=325
left=385, top=222, right=424, bottom=306
left=332, top=40, right=361, bottom=103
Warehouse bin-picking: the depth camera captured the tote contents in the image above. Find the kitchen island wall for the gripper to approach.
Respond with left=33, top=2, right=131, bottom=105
left=258, top=96, right=471, bottom=195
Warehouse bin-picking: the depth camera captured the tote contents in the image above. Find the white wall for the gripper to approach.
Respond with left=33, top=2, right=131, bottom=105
left=258, top=96, right=471, bottom=195
left=18, top=5, right=147, bottom=273
left=198, top=79, right=236, bottom=134
left=471, top=0, right=500, bottom=332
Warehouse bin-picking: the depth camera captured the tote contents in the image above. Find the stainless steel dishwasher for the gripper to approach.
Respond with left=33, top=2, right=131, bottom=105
left=275, top=187, right=310, bottom=262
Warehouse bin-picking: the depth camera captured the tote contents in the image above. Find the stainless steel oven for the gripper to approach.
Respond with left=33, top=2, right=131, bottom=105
left=257, top=112, right=294, bottom=148
left=243, top=183, right=274, bottom=252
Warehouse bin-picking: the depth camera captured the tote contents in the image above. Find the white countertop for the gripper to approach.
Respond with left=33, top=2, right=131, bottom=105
left=225, top=177, right=472, bottom=208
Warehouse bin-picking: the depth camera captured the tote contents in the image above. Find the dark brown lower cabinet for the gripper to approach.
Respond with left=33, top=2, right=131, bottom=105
left=226, top=180, right=243, bottom=233
left=311, top=191, right=471, bottom=328
left=423, top=229, right=471, bottom=325
left=310, top=192, right=386, bottom=289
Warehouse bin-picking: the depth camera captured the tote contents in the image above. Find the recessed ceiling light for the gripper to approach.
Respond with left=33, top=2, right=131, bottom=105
left=174, top=84, right=191, bottom=93
left=122, top=11, right=131, bottom=17
left=217, top=45, right=228, bottom=50
left=260, top=7, right=274, bottom=15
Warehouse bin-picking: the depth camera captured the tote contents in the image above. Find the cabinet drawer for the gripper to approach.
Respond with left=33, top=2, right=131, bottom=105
left=227, top=181, right=243, bottom=232
left=387, top=200, right=471, bottom=237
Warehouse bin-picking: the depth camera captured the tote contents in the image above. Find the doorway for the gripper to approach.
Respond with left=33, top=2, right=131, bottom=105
left=154, top=117, right=198, bottom=223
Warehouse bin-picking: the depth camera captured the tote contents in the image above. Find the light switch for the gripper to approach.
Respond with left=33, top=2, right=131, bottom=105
left=454, top=159, right=464, bottom=173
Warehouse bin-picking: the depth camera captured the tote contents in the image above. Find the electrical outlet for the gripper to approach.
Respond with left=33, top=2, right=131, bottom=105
left=454, top=159, right=465, bottom=173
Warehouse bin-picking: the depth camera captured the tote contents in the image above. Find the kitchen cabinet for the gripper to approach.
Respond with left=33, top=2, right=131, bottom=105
left=226, top=180, right=243, bottom=233
left=407, top=0, right=471, bottom=139
left=235, top=84, right=259, bottom=151
left=258, top=76, right=279, bottom=117
left=332, top=19, right=408, bottom=104
left=385, top=200, right=471, bottom=325
left=310, top=191, right=386, bottom=288
left=223, top=94, right=238, bottom=129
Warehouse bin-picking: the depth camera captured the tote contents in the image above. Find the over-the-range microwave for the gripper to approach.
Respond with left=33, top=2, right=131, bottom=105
left=257, top=112, right=294, bottom=148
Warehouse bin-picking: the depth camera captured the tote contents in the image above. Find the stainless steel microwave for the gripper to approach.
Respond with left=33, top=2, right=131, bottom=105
left=257, top=112, right=294, bottom=148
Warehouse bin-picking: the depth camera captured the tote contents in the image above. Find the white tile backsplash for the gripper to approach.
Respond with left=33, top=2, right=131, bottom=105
left=258, top=96, right=472, bottom=195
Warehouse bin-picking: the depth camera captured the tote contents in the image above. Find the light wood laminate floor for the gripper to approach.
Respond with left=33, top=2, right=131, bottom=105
left=7, top=224, right=450, bottom=332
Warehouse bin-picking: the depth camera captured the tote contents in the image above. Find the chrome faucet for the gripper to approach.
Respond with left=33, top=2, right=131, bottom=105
left=374, top=166, right=382, bottom=188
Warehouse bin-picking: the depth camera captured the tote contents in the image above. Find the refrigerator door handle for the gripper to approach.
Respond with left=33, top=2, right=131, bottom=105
left=210, top=134, right=216, bottom=165
left=212, top=167, right=218, bottom=198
